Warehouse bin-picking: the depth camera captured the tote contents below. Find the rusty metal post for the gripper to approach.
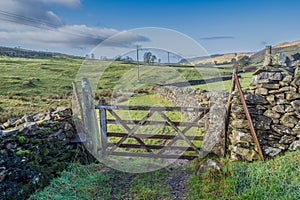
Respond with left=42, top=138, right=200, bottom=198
left=234, top=73, right=265, bottom=161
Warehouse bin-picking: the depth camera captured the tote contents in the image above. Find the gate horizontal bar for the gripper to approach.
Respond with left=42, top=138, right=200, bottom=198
left=108, top=151, right=198, bottom=160
left=95, top=105, right=209, bottom=112
left=107, top=119, right=201, bottom=127
left=107, top=132, right=204, bottom=140
left=107, top=143, right=197, bottom=151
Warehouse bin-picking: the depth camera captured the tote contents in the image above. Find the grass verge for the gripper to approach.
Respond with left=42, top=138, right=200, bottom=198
left=187, top=150, right=300, bottom=199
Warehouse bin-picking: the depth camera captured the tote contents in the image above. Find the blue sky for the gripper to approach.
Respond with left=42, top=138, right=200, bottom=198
left=0, top=0, right=300, bottom=57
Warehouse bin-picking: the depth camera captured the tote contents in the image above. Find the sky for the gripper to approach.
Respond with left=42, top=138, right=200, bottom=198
left=0, top=0, right=300, bottom=57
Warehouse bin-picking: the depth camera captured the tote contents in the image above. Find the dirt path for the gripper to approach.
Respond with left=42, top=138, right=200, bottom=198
left=166, top=167, right=190, bottom=200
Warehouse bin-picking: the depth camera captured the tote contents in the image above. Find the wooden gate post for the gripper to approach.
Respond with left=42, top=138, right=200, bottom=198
left=99, top=99, right=108, bottom=157
left=81, top=78, right=101, bottom=156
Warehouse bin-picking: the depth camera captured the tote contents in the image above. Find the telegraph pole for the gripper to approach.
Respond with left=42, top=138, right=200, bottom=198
left=137, top=45, right=141, bottom=82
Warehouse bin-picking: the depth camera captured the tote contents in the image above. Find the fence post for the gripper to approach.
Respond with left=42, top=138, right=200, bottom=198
left=81, top=78, right=101, bottom=156
left=99, top=99, right=108, bottom=157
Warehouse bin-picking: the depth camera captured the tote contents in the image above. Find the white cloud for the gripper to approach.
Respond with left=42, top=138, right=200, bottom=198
left=34, top=0, right=82, bottom=8
left=0, top=0, right=148, bottom=53
left=0, top=25, right=149, bottom=48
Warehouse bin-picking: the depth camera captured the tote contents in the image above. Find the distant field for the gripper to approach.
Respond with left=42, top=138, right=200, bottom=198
left=0, top=56, right=252, bottom=121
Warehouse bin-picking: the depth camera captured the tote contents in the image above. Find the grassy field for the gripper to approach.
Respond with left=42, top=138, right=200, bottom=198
left=0, top=56, right=252, bottom=122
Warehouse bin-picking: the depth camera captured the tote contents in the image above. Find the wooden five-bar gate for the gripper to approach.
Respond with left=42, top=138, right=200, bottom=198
left=95, top=103, right=209, bottom=160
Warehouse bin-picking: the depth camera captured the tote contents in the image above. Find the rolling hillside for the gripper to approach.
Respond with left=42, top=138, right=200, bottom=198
left=250, top=40, right=300, bottom=65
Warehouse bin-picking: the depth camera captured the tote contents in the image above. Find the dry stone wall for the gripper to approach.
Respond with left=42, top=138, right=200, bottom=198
left=229, top=65, right=300, bottom=161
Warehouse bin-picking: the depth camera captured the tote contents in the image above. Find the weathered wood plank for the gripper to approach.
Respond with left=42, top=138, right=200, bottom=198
left=99, top=100, right=108, bottom=154
left=108, top=151, right=198, bottom=160
left=107, top=132, right=204, bottom=140
left=81, top=78, right=101, bottom=155
left=106, top=119, right=200, bottom=127
left=95, top=105, right=209, bottom=112
left=107, top=143, right=197, bottom=151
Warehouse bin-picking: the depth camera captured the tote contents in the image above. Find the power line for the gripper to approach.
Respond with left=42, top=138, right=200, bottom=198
left=0, top=9, right=105, bottom=41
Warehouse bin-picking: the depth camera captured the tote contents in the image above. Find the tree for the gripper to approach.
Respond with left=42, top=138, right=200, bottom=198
left=150, top=55, right=157, bottom=64
left=143, top=52, right=152, bottom=64
left=234, top=55, right=251, bottom=70
left=122, top=56, right=133, bottom=64
left=238, top=56, right=251, bottom=69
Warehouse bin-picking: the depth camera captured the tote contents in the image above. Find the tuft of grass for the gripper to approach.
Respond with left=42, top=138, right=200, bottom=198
left=187, top=150, right=300, bottom=199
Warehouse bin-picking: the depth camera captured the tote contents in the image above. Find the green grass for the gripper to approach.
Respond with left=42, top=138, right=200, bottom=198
left=0, top=56, right=82, bottom=96
left=29, top=163, right=172, bottom=200
left=187, top=150, right=300, bottom=199
left=192, top=72, right=253, bottom=91
left=30, top=150, right=300, bottom=200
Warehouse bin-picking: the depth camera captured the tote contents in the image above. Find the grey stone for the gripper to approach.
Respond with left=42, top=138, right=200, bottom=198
left=280, top=113, right=298, bottom=128
left=252, top=72, right=283, bottom=84
left=289, top=140, right=300, bottom=151
left=202, top=104, right=226, bottom=156
left=275, top=93, right=285, bottom=99
left=279, top=86, right=291, bottom=92
left=291, top=76, right=300, bottom=87
left=263, top=146, right=282, bottom=157
left=245, top=93, right=268, bottom=105
left=291, top=100, right=300, bottom=112
left=285, top=105, right=294, bottom=112
left=286, top=93, right=300, bottom=101
left=196, top=159, right=221, bottom=175
left=255, top=88, right=268, bottom=95
left=294, top=66, right=300, bottom=77
left=248, top=108, right=264, bottom=115
left=231, top=130, right=253, bottom=143
left=231, top=119, right=249, bottom=129
left=271, top=143, right=288, bottom=150
left=279, top=81, right=289, bottom=87
left=272, top=105, right=285, bottom=113
left=271, top=125, right=293, bottom=135
left=292, top=123, right=300, bottom=135
left=231, top=146, right=259, bottom=161
left=260, top=83, right=280, bottom=89
left=266, top=95, right=275, bottom=105
left=279, top=135, right=296, bottom=144
left=264, top=110, right=281, bottom=119
left=253, top=115, right=272, bottom=130
left=283, top=75, right=293, bottom=82
left=276, top=98, right=289, bottom=105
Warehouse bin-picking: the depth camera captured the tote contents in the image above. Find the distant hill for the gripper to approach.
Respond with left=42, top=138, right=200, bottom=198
left=250, top=40, right=300, bottom=65
left=183, top=52, right=254, bottom=66
left=0, top=46, right=79, bottom=58
left=183, top=39, right=300, bottom=67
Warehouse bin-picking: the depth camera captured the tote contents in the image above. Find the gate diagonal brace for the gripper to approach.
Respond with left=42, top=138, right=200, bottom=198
left=157, top=112, right=204, bottom=156
left=157, top=111, right=202, bottom=156
left=108, top=109, right=155, bottom=154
